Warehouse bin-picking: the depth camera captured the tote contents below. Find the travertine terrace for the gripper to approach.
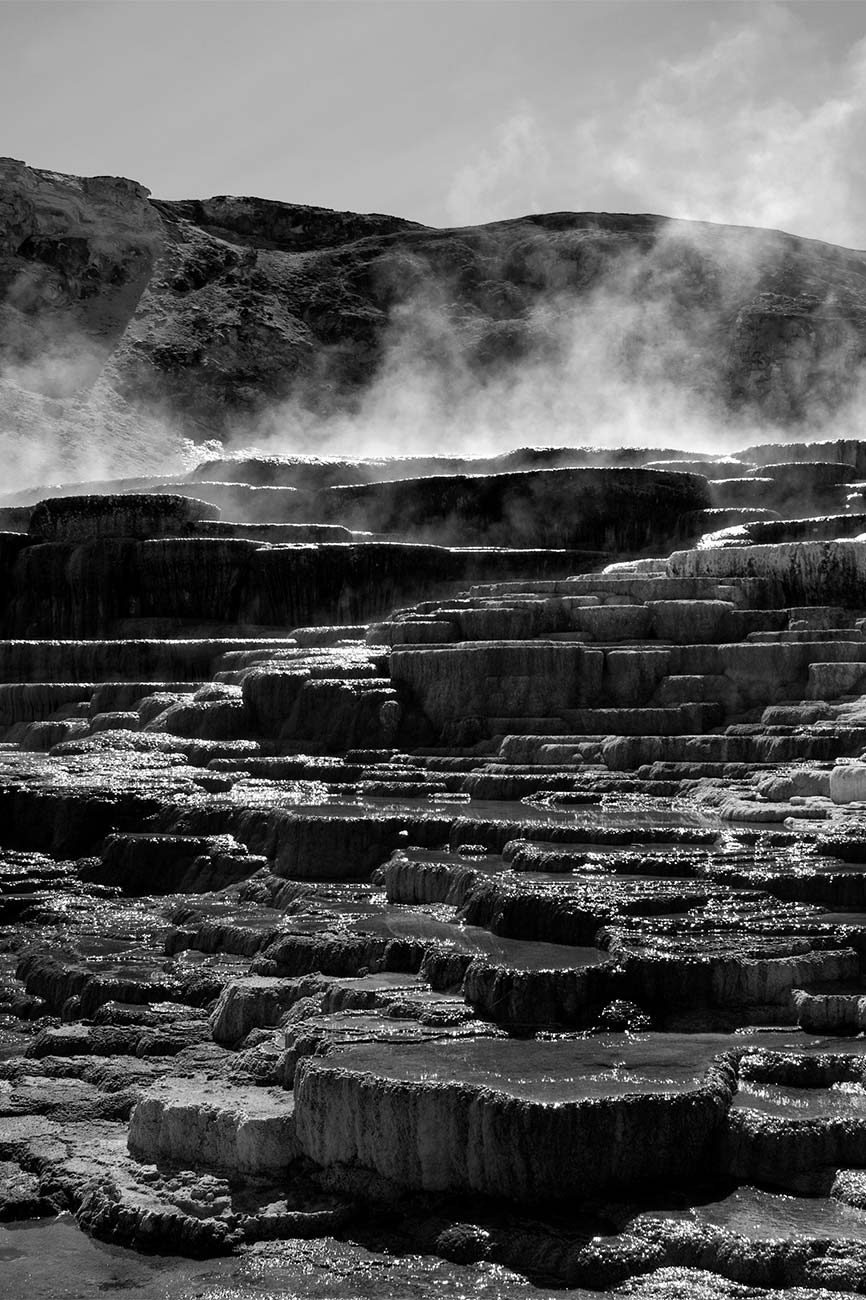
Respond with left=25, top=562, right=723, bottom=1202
left=7, top=439, right=866, bottom=1298
left=10, top=159, right=866, bottom=1298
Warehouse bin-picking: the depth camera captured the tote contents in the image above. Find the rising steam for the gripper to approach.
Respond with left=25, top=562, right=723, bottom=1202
left=3, top=3, right=866, bottom=492
left=212, top=216, right=866, bottom=467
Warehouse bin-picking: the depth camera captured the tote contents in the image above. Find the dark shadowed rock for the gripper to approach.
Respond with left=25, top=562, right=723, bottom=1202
left=28, top=494, right=220, bottom=542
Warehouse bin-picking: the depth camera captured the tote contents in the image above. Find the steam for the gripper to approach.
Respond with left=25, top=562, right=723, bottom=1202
left=209, top=216, right=866, bottom=468
left=0, top=366, right=193, bottom=494
left=204, top=7, right=866, bottom=468
left=0, top=290, right=193, bottom=492
left=446, top=5, right=866, bottom=249
left=4, top=4, right=866, bottom=495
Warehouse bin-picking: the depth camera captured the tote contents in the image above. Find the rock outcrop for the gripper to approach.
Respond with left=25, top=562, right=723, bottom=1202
left=293, top=1038, right=737, bottom=1202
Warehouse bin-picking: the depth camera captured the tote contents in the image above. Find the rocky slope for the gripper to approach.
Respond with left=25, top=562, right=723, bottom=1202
left=4, top=157, right=866, bottom=489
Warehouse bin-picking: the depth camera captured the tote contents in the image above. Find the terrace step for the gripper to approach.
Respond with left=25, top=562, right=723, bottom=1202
left=560, top=704, right=723, bottom=735
left=808, top=662, right=866, bottom=698
left=748, top=629, right=865, bottom=643
left=603, top=728, right=866, bottom=770
left=0, top=683, right=96, bottom=726
left=793, top=984, right=866, bottom=1034
left=0, top=639, right=298, bottom=683
left=129, top=1078, right=300, bottom=1175
left=292, top=1036, right=736, bottom=1202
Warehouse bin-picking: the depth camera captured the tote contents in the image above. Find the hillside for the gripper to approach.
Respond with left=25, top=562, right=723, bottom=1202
left=3, top=156, right=866, bottom=486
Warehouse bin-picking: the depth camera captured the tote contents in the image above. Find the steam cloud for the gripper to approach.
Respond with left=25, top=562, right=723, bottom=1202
left=218, top=218, right=866, bottom=467
left=447, top=5, right=866, bottom=248
left=3, top=3, right=866, bottom=492
left=209, top=7, right=866, bottom=467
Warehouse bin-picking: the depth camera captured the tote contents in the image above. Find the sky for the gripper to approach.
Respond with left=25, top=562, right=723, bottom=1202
left=3, top=0, right=866, bottom=246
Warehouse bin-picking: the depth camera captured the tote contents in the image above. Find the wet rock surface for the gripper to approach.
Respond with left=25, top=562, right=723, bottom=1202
left=8, top=445, right=866, bottom=1298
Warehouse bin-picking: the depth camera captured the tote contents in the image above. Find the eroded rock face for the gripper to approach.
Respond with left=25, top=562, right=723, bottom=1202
left=128, top=1078, right=300, bottom=1175
left=293, top=1038, right=737, bottom=1202
left=307, top=467, right=710, bottom=551
left=28, top=494, right=219, bottom=542
left=668, top=538, right=866, bottom=607
left=0, top=159, right=161, bottom=395
left=0, top=534, right=602, bottom=638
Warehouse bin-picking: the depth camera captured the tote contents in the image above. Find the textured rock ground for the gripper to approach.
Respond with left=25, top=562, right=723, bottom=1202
left=8, top=439, right=866, bottom=1299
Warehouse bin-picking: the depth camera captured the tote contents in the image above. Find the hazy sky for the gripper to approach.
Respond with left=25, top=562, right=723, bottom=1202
left=3, top=1, right=866, bottom=245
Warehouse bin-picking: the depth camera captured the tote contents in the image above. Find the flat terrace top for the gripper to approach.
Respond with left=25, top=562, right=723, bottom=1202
left=643, top=1185, right=866, bottom=1244
left=319, top=1033, right=736, bottom=1101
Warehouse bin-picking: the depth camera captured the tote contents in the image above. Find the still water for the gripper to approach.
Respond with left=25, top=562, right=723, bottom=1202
left=0, top=1216, right=599, bottom=1300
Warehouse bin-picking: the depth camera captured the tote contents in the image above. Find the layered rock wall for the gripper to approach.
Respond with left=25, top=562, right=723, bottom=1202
left=293, top=1046, right=737, bottom=1202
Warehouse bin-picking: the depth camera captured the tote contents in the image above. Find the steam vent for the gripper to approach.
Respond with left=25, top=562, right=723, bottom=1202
left=12, top=164, right=866, bottom=1300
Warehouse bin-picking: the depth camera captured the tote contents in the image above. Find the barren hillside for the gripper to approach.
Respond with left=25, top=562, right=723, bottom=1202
left=3, top=157, right=866, bottom=485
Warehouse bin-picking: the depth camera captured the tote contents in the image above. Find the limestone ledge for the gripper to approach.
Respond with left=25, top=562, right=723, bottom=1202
left=127, top=1076, right=300, bottom=1175
left=293, top=1039, right=737, bottom=1202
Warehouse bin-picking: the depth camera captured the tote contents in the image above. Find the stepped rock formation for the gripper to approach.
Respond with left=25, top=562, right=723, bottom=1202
left=5, top=442, right=866, bottom=1298
left=11, top=164, right=866, bottom=1299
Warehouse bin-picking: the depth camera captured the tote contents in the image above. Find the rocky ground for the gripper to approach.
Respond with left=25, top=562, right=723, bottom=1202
left=3, top=446, right=866, bottom=1297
